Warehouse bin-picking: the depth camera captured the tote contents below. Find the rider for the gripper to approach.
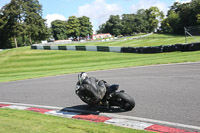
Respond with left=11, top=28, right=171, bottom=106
left=75, top=72, right=107, bottom=105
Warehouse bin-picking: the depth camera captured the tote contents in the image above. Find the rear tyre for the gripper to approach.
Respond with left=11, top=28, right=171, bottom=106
left=114, top=92, right=135, bottom=111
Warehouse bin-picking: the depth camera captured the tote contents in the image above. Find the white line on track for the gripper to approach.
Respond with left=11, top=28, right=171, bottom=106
left=89, top=62, right=200, bottom=73
left=102, top=113, right=200, bottom=131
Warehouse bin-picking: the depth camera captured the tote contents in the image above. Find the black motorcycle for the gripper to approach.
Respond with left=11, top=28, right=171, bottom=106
left=75, top=83, right=135, bottom=111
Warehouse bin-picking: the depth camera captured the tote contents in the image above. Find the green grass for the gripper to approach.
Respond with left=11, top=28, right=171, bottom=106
left=117, top=33, right=147, bottom=40
left=0, top=46, right=200, bottom=82
left=0, top=108, right=148, bottom=133
left=64, top=33, right=200, bottom=47
left=0, top=33, right=200, bottom=82
left=0, top=33, right=200, bottom=132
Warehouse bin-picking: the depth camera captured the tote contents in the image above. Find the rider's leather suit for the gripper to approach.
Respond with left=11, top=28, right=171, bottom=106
left=76, top=77, right=106, bottom=105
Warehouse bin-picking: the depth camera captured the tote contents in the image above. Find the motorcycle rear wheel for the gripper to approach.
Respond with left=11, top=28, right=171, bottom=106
left=112, top=92, right=135, bottom=111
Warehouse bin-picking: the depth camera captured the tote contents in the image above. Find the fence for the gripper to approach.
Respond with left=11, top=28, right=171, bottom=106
left=184, top=26, right=200, bottom=43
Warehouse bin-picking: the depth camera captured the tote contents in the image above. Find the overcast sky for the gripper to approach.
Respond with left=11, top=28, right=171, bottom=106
left=0, top=0, right=191, bottom=31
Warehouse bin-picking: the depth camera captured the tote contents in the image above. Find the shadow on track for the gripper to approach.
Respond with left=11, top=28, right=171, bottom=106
left=60, top=104, right=131, bottom=115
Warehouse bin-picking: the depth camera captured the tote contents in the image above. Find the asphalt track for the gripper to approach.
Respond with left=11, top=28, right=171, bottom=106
left=0, top=62, right=200, bottom=129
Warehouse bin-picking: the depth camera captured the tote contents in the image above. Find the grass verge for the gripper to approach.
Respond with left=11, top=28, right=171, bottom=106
left=0, top=108, right=149, bottom=133
left=0, top=46, right=200, bottom=82
left=1, top=34, right=200, bottom=82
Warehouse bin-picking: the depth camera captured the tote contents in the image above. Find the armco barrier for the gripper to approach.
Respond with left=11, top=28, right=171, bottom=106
left=31, top=42, right=200, bottom=54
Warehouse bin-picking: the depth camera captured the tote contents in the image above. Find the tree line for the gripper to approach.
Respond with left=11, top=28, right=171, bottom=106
left=97, top=0, right=200, bottom=36
left=97, top=7, right=164, bottom=36
left=160, top=0, right=200, bottom=34
left=0, top=0, right=49, bottom=49
left=51, top=16, right=93, bottom=40
left=1, top=0, right=200, bottom=49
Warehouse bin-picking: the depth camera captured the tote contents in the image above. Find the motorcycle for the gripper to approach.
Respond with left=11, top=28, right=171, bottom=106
left=75, top=83, right=135, bottom=111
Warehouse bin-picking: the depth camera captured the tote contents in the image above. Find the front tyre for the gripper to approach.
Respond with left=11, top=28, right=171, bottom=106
left=114, top=92, right=135, bottom=111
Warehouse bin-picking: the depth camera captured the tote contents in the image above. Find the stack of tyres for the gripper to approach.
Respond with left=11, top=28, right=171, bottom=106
left=76, top=46, right=86, bottom=51
left=193, top=43, right=200, bottom=51
left=131, top=47, right=137, bottom=53
left=142, top=47, right=151, bottom=53
left=175, top=43, right=199, bottom=52
left=186, top=44, right=193, bottom=51
left=187, top=43, right=200, bottom=51
left=97, top=46, right=109, bottom=52
left=121, top=43, right=200, bottom=53
left=150, top=46, right=163, bottom=53
left=174, top=44, right=183, bottom=51
left=180, top=44, right=191, bottom=52
left=163, top=45, right=176, bottom=52
left=121, top=47, right=131, bottom=53
left=137, top=47, right=144, bottom=53
left=121, top=47, right=137, bottom=53
left=44, top=46, right=51, bottom=50
left=31, top=46, right=37, bottom=49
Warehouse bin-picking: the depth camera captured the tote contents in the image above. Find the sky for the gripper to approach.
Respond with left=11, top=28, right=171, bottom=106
left=0, top=0, right=191, bottom=31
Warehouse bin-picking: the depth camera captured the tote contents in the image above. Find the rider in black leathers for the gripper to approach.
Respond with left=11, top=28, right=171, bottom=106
left=76, top=72, right=108, bottom=106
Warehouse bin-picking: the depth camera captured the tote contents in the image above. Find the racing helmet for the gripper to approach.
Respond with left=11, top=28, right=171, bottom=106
left=78, top=72, right=88, bottom=84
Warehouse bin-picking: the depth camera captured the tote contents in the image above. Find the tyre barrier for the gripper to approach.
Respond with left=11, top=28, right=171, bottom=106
left=31, top=42, right=200, bottom=54
left=31, top=45, right=122, bottom=53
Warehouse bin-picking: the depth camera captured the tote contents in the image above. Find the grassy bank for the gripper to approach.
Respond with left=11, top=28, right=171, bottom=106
left=0, top=46, right=200, bottom=82
left=0, top=108, right=148, bottom=133
left=1, top=34, right=200, bottom=82
left=63, top=33, right=200, bottom=47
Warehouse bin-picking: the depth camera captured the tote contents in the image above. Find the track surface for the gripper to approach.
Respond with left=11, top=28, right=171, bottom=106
left=0, top=62, right=200, bottom=127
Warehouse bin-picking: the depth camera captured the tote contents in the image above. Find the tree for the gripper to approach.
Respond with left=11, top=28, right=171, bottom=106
left=167, top=10, right=180, bottom=33
left=190, top=0, right=200, bottom=25
left=66, top=16, right=80, bottom=39
left=1, top=0, right=24, bottom=48
left=160, top=0, right=200, bottom=34
left=160, top=18, right=173, bottom=33
left=0, top=13, right=13, bottom=48
left=121, top=14, right=135, bottom=35
left=145, top=7, right=164, bottom=32
left=23, top=0, right=49, bottom=44
left=0, top=0, right=48, bottom=48
left=97, top=7, right=163, bottom=36
left=51, top=20, right=67, bottom=40
left=78, top=16, right=93, bottom=38
left=160, top=2, right=184, bottom=34
left=136, top=9, right=149, bottom=33
left=97, top=23, right=106, bottom=34
left=196, top=14, right=200, bottom=24
left=104, top=15, right=123, bottom=36
left=51, top=16, right=93, bottom=40
left=121, top=12, right=149, bottom=35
